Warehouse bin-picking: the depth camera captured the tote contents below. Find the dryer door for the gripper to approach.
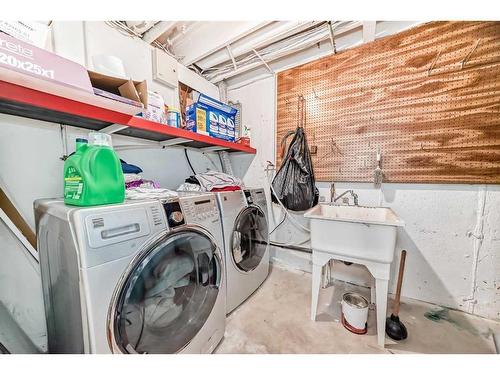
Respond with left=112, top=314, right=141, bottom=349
left=231, top=206, right=269, bottom=272
left=108, top=228, right=222, bottom=354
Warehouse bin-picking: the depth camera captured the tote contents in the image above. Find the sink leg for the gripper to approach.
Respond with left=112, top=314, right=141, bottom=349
left=375, top=278, right=389, bottom=348
left=311, top=263, right=322, bottom=321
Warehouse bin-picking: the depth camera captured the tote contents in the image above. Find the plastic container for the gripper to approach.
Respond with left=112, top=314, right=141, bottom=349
left=167, top=108, right=180, bottom=128
left=63, top=132, right=125, bottom=206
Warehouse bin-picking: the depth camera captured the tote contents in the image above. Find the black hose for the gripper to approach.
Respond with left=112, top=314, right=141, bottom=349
left=269, top=241, right=312, bottom=254
left=269, top=214, right=287, bottom=235
left=184, top=148, right=196, bottom=175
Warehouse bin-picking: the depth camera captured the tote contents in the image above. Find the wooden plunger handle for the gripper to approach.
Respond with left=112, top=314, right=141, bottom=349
left=393, top=250, right=407, bottom=316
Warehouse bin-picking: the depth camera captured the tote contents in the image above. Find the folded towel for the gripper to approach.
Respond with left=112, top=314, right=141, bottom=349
left=126, top=187, right=178, bottom=200
left=194, top=170, right=243, bottom=192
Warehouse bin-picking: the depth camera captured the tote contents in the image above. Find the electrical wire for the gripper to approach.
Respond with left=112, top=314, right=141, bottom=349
left=271, top=237, right=311, bottom=248
left=184, top=148, right=196, bottom=175
left=206, top=24, right=331, bottom=76
left=105, top=21, right=178, bottom=59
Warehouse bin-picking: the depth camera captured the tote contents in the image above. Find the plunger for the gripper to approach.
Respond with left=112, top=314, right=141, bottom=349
left=386, top=250, right=408, bottom=340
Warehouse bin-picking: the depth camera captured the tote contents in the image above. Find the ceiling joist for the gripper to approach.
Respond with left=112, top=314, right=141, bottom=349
left=176, top=21, right=273, bottom=66
left=362, top=21, right=377, bottom=43
left=143, top=21, right=178, bottom=43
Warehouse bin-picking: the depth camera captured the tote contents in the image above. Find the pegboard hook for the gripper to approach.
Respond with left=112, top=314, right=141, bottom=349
left=297, top=95, right=306, bottom=129
left=312, top=87, right=320, bottom=99
left=461, top=39, right=481, bottom=69
left=428, top=48, right=443, bottom=77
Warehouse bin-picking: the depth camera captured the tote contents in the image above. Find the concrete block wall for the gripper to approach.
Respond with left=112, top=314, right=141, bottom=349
left=228, top=75, right=500, bottom=321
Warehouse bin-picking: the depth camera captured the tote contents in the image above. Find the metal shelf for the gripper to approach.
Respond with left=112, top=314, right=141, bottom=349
left=0, top=80, right=256, bottom=154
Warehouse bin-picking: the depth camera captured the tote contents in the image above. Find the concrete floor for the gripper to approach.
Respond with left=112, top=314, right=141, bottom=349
left=215, top=265, right=500, bottom=354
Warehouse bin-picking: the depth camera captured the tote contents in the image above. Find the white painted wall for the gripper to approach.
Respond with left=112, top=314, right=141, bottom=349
left=228, top=75, right=500, bottom=321
left=0, top=21, right=223, bottom=350
left=0, top=217, right=46, bottom=353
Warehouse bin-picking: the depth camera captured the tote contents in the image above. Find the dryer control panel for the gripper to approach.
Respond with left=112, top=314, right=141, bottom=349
left=251, top=189, right=267, bottom=206
left=245, top=188, right=267, bottom=207
left=181, top=195, right=219, bottom=224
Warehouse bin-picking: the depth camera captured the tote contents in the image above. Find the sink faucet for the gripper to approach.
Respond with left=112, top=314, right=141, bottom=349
left=330, top=182, right=336, bottom=203
left=333, top=190, right=359, bottom=206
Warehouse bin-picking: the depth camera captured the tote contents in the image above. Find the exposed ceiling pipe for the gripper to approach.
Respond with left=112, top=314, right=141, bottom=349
left=105, top=21, right=178, bottom=59
left=226, top=45, right=237, bottom=70
left=142, top=21, right=178, bottom=43
left=208, top=21, right=361, bottom=83
left=252, top=48, right=273, bottom=74
left=196, top=21, right=323, bottom=69
left=182, top=21, right=273, bottom=66
left=328, top=21, right=337, bottom=53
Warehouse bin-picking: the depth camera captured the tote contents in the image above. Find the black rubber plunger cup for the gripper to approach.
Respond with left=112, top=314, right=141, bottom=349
left=386, top=250, right=408, bottom=340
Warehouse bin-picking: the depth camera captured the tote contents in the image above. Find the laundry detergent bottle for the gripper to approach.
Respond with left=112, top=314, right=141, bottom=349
left=64, top=132, right=125, bottom=206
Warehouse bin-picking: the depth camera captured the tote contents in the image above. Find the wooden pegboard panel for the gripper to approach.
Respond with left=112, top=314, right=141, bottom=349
left=276, top=21, right=500, bottom=183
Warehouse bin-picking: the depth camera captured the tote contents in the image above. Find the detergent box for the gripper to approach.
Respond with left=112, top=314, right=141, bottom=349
left=185, top=92, right=238, bottom=142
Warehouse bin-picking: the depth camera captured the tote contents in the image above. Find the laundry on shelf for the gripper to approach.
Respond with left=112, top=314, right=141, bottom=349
left=126, top=187, right=178, bottom=200
left=177, top=170, right=243, bottom=192
left=124, top=173, right=160, bottom=190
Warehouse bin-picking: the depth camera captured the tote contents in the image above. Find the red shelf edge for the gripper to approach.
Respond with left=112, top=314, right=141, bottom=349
left=0, top=80, right=256, bottom=154
left=126, top=116, right=256, bottom=153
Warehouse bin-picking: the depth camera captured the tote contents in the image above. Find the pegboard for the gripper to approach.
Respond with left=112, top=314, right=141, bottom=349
left=276, top=21, right=500, bottom=183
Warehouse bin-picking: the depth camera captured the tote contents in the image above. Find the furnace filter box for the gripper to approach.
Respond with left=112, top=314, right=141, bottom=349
left=185, top=92, right=237, bottom=142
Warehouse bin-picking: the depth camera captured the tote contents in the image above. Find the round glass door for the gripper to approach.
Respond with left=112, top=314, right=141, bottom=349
left=109, top=229, right=221, bottom=354
left=231, top=206, right=269, bottom=272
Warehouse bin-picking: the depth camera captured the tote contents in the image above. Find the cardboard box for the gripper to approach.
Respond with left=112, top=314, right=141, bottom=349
left=0, top=21, right=50, bottom=48
left=185, top=92, right=238, bottom=142
left=88, top=70, right=148, bottom=108
left=0, top=32, right=94, bottom=93
left=142, top=91, right=167, bottom=124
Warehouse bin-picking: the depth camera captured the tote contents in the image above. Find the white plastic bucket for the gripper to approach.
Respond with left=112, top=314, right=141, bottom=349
left=341, top=292, right=369, bottom=334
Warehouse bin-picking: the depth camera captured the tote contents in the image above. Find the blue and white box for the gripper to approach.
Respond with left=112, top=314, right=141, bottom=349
left=185, top=92, right=238, bottom=142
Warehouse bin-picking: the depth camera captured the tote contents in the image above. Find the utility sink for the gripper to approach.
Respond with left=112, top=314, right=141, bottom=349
left=304, top=204, right=404, bottom=264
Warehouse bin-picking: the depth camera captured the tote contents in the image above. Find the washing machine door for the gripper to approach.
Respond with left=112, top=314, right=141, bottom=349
left=231, top=206, right=269, bottom=272
left=108, top=227, right=222, bottom=354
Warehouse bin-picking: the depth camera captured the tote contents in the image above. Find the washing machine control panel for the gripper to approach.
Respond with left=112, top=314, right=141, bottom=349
left=181, top=195, right=219, bottom=224
left=244, top=190, right=253, bottom=204
left=162, top=200, right=185, bottom=228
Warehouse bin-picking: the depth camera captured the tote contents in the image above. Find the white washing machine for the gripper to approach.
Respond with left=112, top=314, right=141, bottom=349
left=216, top=188, right=270, bottom=314
left=35, top=193, right=225, bottom=354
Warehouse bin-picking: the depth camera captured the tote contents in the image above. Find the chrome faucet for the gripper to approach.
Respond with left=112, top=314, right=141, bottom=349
left=333, top=190, right=359, bottom=206
left=330, top=182, right=336, bottom=203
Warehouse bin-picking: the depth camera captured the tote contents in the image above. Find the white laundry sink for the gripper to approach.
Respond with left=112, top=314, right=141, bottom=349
left=304, top=204, right=404, bottom=264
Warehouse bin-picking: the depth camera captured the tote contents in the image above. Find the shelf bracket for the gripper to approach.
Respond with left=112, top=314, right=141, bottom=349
left=101, top=124, right=129, bottom=134
left=201, top=146, right=230, bottom=153
left=160, top=138, right=194, bottom=147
